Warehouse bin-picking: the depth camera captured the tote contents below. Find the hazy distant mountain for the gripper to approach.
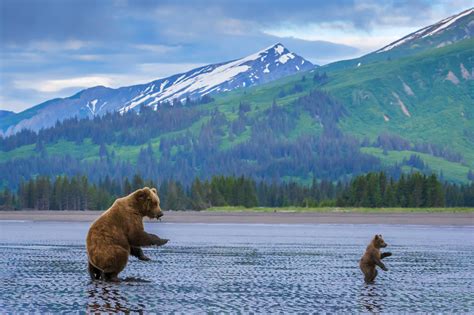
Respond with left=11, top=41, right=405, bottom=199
left=0, top=110, right=14, bottom=119
left=0, top=43, right=313, bottom=135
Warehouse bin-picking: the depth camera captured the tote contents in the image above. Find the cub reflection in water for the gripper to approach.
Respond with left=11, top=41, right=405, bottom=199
left=359, top=283, right=384, bottom=313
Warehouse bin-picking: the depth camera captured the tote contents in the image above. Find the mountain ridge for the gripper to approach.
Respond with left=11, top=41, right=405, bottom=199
left=0, top=43, right=313, bottom=135
left=323, top=7, right=473, bottom=71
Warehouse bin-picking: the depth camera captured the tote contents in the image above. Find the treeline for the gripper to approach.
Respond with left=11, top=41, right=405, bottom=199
left=337, top=172, right=445, bottom=207
left=1, top=172, right=473, bottom=211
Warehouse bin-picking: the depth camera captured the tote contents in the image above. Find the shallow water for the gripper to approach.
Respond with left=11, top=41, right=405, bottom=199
left=0, top=221, right=472, bottom=313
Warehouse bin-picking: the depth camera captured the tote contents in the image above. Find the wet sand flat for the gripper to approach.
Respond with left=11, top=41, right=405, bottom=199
left=0, top=210, right=473, bottom=225
left=0, top=221, right=473, bottom=312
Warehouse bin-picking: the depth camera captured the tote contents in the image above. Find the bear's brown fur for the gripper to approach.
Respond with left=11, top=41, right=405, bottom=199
left=86, top=187, right=168, bottom=281
left=359, top=234, right=392, bottom=283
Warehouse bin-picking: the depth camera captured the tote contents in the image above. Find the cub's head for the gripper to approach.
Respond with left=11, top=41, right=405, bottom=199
left=372, top=234, right=387, bottom=248
left=133, top=187, right=163, bottom=219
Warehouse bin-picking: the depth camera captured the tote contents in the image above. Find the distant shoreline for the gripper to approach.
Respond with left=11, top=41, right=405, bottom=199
left=0, top=210, right=473, bottom=226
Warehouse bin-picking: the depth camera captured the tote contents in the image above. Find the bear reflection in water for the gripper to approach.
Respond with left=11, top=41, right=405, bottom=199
left=87, top=280, right=149, bottom=313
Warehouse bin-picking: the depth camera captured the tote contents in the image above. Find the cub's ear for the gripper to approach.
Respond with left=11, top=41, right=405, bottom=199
left=151, top=188, right=157, bottom=194
left=374, top=234, right=380, bottom=239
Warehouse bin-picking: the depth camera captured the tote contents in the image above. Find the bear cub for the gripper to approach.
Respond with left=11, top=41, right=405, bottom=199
left=359, top=234, right=392, bottom=283
left=86, top=187, right=168, bottom=282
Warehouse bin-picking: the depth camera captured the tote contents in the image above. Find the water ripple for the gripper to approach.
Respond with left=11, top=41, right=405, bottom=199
left=0, top=223, right=473, bottom=313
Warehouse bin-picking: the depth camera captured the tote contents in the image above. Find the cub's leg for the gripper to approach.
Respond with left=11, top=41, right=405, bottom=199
left=88, top=261, right=102, bottom=280
left=363, top=267, right=377, bottom=284
left=381, top=252, right=392, bottom=259
left=130, top=246, right=151, bottom=261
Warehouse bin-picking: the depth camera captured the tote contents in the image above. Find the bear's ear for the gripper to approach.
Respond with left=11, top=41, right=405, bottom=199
left=151, top=187, right=157, bottom=194
left=135, top=188, right=150, bottom=202
left=374, top=234, right=380, bottom=240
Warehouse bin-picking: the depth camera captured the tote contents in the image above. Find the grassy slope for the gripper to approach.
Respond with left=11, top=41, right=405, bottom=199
left=324, top=39, right=474, bottom=170
left=361, top=147, right=471, bottom=183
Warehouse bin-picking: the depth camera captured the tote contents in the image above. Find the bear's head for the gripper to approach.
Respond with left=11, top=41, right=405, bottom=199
left=372, top=234, right=387, bottom=248
left=134, top=187, right=163, bottom=219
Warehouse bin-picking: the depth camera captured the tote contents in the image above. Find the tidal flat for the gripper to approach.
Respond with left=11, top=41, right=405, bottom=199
left=0, top=221, right=472, bottom=312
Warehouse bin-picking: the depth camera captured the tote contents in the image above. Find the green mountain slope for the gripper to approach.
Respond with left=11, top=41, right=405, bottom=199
left=326, top=39, right=474, bottom=166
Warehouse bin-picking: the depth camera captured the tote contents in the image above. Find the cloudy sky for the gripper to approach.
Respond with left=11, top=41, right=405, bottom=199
left=0, top=0, right=472, bottom=112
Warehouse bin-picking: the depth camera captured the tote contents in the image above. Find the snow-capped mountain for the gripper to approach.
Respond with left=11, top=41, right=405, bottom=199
left=377, top=8, right=473, bottom=53
left=324, top=7, right=473, bottom=72
left=1, top=43, right=313, bottom=135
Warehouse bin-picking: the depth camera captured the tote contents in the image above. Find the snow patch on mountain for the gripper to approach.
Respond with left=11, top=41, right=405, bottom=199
left=2, top=43, right=314, bottom=134
left=445, top=71, right=460, bottom=84
left=115, top=43, right=313, bottom=113
left=377, top=8, right=473, bottom=53
left=460, top=63, right=472, bottom=79
left=400, top=79, right=415, bottom=96
left=392, top=92, right=411, bottom=117
left=422, top=8, right=473, bottom=38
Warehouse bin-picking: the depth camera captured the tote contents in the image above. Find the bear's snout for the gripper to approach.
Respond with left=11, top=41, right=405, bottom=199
left=156, top=211, right=164, bottom=219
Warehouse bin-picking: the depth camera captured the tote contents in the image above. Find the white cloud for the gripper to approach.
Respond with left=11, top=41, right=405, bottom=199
left=13, top=76, right=115, bottom=93
left=134, top=44, right=181, bottom=54
left=11, top=62, right=205, bottom=95
left=28, top=40, right=92, bottom=52
left=72, top=54, right=104, bottom=61
left=263, top=22, right=421, bottom=55
left=136, top=62, right=205, bottom=77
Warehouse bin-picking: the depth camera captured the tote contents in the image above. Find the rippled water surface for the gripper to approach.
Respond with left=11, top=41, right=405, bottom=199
left=0, top=221, right=473, bottom=313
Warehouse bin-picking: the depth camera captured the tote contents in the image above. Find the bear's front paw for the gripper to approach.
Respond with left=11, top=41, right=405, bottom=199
left=138, top=254, right=151, bottom=261
left=156, top=238, right=169, bottom=246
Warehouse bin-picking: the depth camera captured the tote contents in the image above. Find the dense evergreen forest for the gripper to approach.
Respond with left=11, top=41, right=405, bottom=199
left=1, top=85, right=468, bottom=190
left=1, top=172, right=472, bottom=211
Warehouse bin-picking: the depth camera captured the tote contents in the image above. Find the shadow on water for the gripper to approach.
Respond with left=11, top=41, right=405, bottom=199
left=359, top=283, right=385, bottom=314
left=87, top=279, right=149, bottom=313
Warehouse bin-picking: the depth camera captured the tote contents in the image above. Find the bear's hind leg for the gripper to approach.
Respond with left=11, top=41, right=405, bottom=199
left=88, top=261, right=102, bottom=280
left=95, top=246, right=129, bottom=282
left=102, top=272, right=121, bottom=282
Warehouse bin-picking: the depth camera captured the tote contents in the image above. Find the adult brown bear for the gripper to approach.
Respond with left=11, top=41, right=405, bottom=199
left=86, top=187, right=168, bottom=281
left=359, top=234, right=392, bottom=283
